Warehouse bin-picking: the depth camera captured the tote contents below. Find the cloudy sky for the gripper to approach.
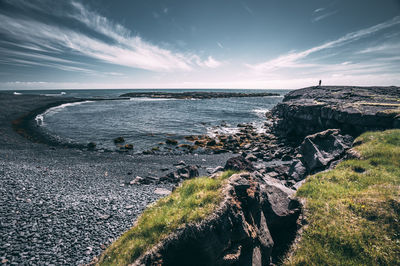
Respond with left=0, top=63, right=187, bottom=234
left=0, top=0, right=399, bottom=90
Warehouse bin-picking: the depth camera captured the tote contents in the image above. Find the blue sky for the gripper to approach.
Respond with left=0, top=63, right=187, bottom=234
left=0, top=0, right=399, bottom=90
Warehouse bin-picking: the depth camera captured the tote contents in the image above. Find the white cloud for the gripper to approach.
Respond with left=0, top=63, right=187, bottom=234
left=358, top=42, right=400, bottom=54
left=312, top=11, right=337, bottom=22
left=242, top=3, right=253, bottom=15
left=0, top=0, right=221, bottom=73
left=200, top=56, right=222, bottom=68
left=314, top=8, right=325, bottom=13
left=246, top=16, right=400, bottom=73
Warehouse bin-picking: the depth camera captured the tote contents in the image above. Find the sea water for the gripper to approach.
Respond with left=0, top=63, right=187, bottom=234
left=26, top=89, right=288, bottom=152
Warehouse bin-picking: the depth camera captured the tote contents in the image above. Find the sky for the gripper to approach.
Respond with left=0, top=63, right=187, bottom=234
left=0, top=0, right=399, bottom=90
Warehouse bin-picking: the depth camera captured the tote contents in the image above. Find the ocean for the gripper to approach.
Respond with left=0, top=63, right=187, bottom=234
left=9, top=89, right=289, bottom=152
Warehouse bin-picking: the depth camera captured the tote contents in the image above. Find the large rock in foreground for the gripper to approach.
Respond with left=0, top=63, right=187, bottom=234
left=300, top=129, right=353, bottom=172
left=132, top=173, right=301, bottom=266
left=272, top=86, right=400, bottom=139
left=224, top=156, right=255, bottom=172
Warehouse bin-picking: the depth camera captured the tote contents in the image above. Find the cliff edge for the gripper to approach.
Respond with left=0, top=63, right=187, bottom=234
left=272, top=86, right=400, bottom=140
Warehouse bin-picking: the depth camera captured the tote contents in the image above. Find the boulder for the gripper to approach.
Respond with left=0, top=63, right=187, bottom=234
left=124, top=144, right=133, bottom=149
left=129, top=176, right=145, bottom=185
left=245, top=153, right=258, bottom=162
left=160, top=165, right=199, bottom=183
left=166, top=139, right=178, bottom=145
left=288, top=160, right=307, bottom=182
left=173, top=160, right=186, bottom=167
left=260, top=175, right=300, bottom=261
left=224, top=156, right=255, bottom=172
left=206, top=139, right=217, bottom=146
left=113, top=136, right=125, bottom=144
left=154, top=188, right=171, bottom=196
left=300, top=129, right=353, bottom=172
left=87, top=142, right=96, bottom=149
left=211, top=166, right=225, bottom=174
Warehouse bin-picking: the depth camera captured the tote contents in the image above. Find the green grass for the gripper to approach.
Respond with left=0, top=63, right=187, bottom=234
left=285, top=129, right=400, bottom=265
left=98, top=170, right=236, bottom=266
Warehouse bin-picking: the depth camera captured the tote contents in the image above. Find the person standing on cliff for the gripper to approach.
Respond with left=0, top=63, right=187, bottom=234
left=318, top=80, right=322, bottom=86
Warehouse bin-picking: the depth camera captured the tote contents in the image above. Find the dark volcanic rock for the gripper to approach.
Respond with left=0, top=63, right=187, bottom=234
left=272, top=86, right=400, bottom=139
left=287, top=160, right=307, bottom=182
left=160, top=165, right=199, bottom=183
left=245, top=153, right=258, bottom=162
left=300, top=129, right=353, bottom=172
left=113, top=137, right=125, bottom=144
left=124, top=143, right=134, bottom=150
left=87, top=142, right=96, bottom=149
left=166, top=139, right=178, bottom=145
left=260, top=176, right=300, bottom=260
left=224, top=156, right=255, bottom=172
left=132, top=173, right=301, bottom=266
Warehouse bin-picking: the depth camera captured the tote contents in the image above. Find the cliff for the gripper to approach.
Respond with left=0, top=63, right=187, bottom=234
left=272, top=86, right=400, bottom=140
left=99, top=172, right=301, bottom=266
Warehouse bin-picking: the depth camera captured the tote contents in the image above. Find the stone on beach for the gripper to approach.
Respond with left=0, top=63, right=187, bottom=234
left=160, top=165, right=199, bottom=183
left=224, top=156, right=255, bottom=172
left=166, top=139, right=178, bottom=145
left=113, top=137, right=125, bottom=144
left=154, top=188, right=171, bottom=196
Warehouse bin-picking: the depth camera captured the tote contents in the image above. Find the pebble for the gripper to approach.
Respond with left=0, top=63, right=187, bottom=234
left=0, top=94, right=234, bottom=265
left=154, top=188, right=171, bottom=196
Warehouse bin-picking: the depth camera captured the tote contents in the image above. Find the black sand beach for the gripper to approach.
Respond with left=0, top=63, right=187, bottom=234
left=0, top=93, right=233, bottom=264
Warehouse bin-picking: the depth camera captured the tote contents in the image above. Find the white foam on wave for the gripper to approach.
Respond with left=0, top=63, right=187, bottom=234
left=252, top=122, right=267, bottom=134
left=35, top=100, right=93, bottom=126
left=253, top=108, right=271, bottom=118
left=206, top=125, right=240, bottom=138
left=40, top=92, right=67, bottom=97
left=13, top=92, right=22, bottom=95
left=207, top=121, right=267, bottom=138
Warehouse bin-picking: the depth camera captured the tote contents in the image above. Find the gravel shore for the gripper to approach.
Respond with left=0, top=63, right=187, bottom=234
left=0, top=93, right=233, bottom=265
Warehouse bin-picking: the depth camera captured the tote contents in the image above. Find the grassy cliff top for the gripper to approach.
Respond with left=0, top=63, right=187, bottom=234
left=286, top=129, right=400, bottom=265
left=98, top=170, right=236, bottom=265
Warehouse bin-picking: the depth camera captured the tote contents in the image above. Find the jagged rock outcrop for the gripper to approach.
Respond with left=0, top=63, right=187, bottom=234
left=299, top=129, right=353, bottom=173
left=272, top=86, right=400, bottom=140
left=159, top=165, right=199, bottom=183
left=224, top=156, right=255, bottom=172
left=132, top=172, right=301, bottom=266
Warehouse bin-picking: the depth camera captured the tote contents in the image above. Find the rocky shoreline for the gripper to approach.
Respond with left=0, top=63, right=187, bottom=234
left=100, top=86, right=400, bottom=265
left=1, top=86, right=399, bottom=265
left=0, top=93, right=233, bottom=265
left=272, top=86, right=400, bottom=140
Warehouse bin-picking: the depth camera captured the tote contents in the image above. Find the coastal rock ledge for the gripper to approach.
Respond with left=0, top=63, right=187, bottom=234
left=130, top=173, right=301, bottom=266
left=271, top=86, right=400, bottom=140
